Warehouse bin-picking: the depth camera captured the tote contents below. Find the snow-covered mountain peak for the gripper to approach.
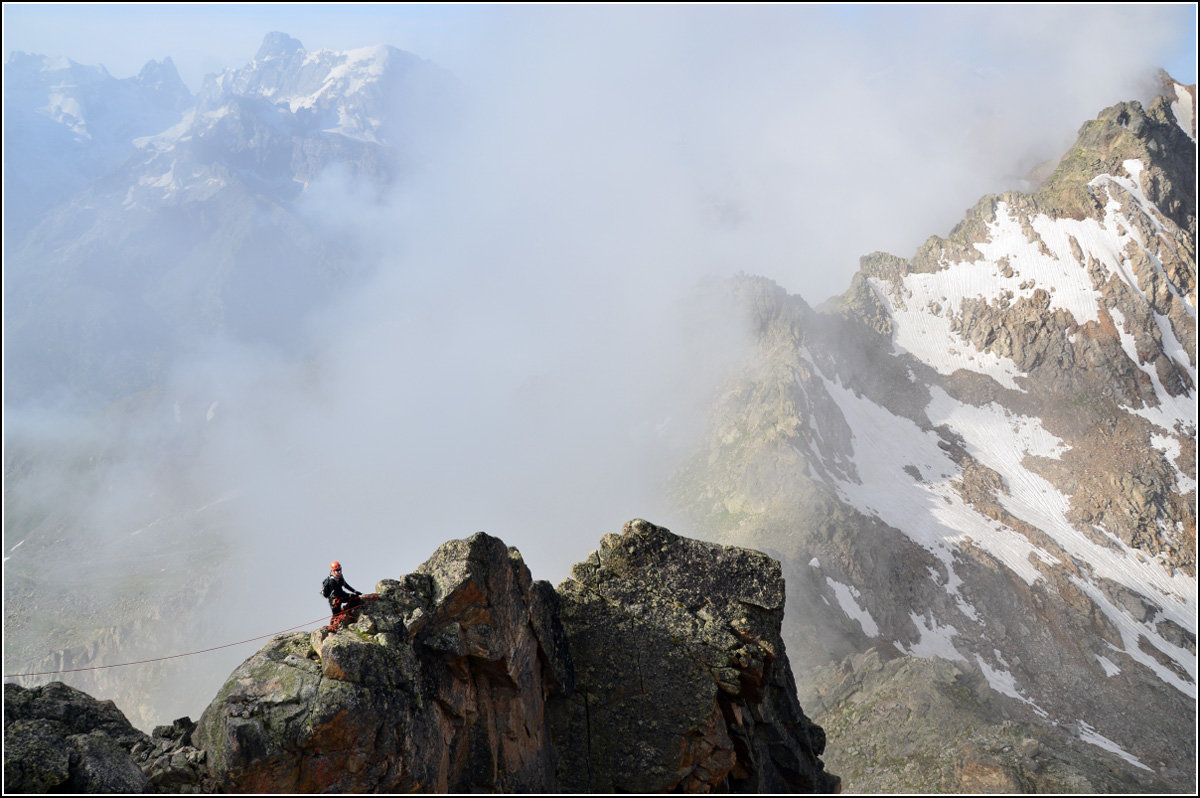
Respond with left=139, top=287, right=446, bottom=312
left=255, top=31, right=306, bottom=61
left=187, top=33, right=431, bottom=146
left=4, top=50, right=105, bottom=79
left=135, top=55, right=188, bottom=93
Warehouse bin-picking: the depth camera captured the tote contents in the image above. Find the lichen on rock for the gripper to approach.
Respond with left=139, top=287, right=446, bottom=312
left=3, top=681, right=152, bottom=793
left=193, top=531, right=570, bottom=792
left=550, top=519, right=839, bottom=793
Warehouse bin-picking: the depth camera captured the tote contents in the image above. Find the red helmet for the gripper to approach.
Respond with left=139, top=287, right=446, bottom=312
left=330, top=561, right=341, bottom=571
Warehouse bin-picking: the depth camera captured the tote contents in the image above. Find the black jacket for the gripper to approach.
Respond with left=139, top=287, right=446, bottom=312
left=322, top=574, right=359, bottom=608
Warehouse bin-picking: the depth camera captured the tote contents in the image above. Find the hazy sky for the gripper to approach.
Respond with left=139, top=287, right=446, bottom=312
left=4, top=4, right=1196, bottom=92
left=6, top=0, right=1197, bottom=569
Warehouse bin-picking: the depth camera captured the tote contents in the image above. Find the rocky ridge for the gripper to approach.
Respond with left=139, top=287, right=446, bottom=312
left=675, top=77, right=1197, bottom=791
left=5, top=521, right=837, bottom=793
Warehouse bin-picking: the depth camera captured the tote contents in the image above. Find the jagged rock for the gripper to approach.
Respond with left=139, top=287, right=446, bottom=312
left=66, top=730, right=155, bottom=793
left=3, top=681, right=151, bottom=793
left=551, top=519, right=839, bottom=793
left=3, top=681, right=216, bottom=793
left=193, top=532, right=571, bottom=792
left=190, top=524, right=834, bottom=793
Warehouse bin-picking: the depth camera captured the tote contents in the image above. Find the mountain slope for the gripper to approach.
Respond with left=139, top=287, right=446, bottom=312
left=677, top=76, right=1197, bottom=791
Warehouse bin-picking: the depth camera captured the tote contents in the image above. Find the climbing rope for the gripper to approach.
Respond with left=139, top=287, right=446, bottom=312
left=3, top=613, right=335, bottom=679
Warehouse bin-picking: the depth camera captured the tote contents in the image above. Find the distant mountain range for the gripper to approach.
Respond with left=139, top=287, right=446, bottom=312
left=4, top=32, right=453, bottom=408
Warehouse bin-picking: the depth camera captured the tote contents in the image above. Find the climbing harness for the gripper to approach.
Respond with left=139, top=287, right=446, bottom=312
left=327, top=593, right=379, bottom=632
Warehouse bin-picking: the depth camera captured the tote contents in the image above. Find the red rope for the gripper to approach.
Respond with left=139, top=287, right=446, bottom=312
left=3, top=614, right=333, bottom=679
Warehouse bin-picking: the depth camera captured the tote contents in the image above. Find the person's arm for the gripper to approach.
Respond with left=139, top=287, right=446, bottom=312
left=341, top=576, right=360, bottom=595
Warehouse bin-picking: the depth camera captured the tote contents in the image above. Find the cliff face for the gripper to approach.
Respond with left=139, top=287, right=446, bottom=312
left=7, top=521, right=834, bottom=793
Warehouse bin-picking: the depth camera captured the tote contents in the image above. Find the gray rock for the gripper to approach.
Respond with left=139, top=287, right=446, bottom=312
left=551, top=519, right=838, bottom=792
left=3, top=682, right=151, bottom=793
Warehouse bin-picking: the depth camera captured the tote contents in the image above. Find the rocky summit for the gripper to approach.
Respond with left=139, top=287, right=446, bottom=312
left=3, top=521, right=838, bottom=793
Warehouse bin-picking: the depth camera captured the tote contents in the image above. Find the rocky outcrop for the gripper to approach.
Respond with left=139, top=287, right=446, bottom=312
left=4, top=681, right=217, bottom=794
left=131, top=716, right=215, bottom=792
left=192, top=532, right=569, bottom=792
left=3, top=518, right=841, bottom=795
left=4, top=681, right=151, bottom=793
left=184, top=522, right=834, bottom=792
left=551, top=519, right=839, bottom=792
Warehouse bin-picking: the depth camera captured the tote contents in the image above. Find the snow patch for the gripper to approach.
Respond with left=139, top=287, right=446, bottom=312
left=973, top=203, right=1104, bottom=326
left=1152, top=432, right=1197, bottom=497
left=1095, top=654, right=1121, bottom=677
left=873, top=197, right=1158, bottom=391
left=819, top=374, right=1049, bottom=592
left=134, top=109, right=197, bottom=150
left=925, top=384, right=1196, bottom=694
left=821, top=367, right=1196, bottom=697
left=898, top=612, right=965, bottom=661
left=808, top=557, right=820, bottom=568
left=41, top=92, right=89, bottom=138
left=1109, top=307, right=1197, bottom=434
left=1077, top=720, right=1152, bottom=771
left=871, top=274, right=1026, bottom=391
left=826, top=577, right=879, bottom=637
left=975, top=654, right=1047, bottom=716
left=1171, top=83, right=1196, bottom=142
left=1071, top=576, right=1196, bottom=698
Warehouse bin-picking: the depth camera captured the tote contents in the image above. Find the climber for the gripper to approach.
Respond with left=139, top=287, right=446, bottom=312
left=322, top=560, right=363, bottom=625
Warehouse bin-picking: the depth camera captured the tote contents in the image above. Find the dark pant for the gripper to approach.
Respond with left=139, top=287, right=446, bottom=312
left=329, top=594, right=363, bottom=625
